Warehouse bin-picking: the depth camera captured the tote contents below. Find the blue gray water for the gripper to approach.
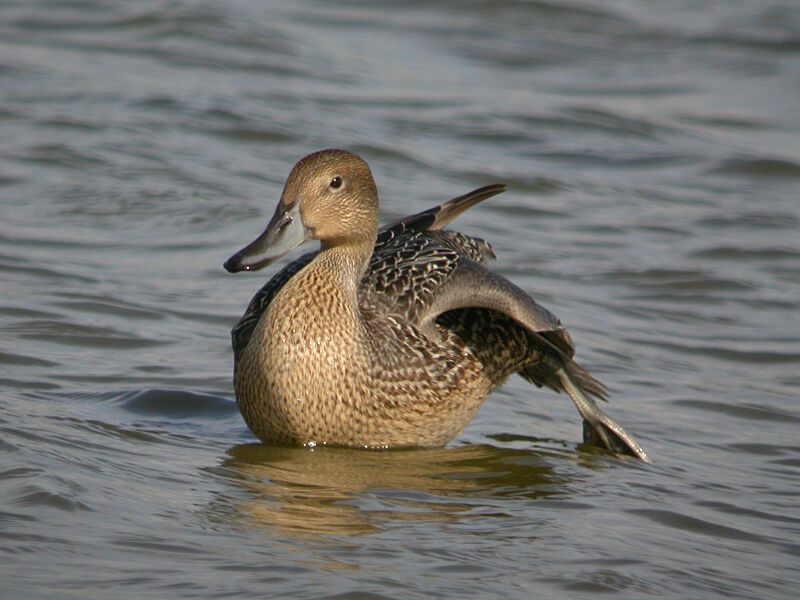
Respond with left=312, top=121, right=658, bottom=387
left=1, top=1, right=799, bottom=598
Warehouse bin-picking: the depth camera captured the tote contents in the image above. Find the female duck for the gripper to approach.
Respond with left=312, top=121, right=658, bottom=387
left=225, top=149, right=649, bottom=461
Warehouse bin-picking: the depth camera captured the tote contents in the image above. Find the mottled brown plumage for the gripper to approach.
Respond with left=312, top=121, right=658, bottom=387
left=224, top=149, right=649, bottom=461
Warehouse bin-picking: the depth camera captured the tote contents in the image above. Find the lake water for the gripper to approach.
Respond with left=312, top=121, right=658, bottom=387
left=1, top=1, right=799, bottom=598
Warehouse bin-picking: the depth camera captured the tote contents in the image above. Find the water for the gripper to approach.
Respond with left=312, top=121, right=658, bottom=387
left=1, top=1, right=799, bottom=598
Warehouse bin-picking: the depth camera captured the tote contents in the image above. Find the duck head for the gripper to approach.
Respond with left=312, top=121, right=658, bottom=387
left=224, top=149, right=379, bottom=273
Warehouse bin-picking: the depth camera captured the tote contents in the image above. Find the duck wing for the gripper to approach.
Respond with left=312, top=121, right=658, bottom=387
left=435, top=264, right=650, bottom=461
left=378, top=238, right=649, bottom=462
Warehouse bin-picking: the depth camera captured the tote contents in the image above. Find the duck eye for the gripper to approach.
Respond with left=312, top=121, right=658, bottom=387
left=329, top=176, right=343, bottom=189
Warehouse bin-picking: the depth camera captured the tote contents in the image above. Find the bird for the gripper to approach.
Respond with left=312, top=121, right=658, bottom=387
left=223, top=149, right=649, bottom=462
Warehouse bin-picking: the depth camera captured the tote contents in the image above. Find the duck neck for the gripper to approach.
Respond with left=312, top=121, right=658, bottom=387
left=315, top=236, right=374, bottom=300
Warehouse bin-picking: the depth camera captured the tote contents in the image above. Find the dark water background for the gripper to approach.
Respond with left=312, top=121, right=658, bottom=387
left=1, top=1, right=799, bottom=598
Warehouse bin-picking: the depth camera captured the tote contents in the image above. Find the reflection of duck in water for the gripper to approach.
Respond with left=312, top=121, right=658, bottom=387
left=224, top=149, right=648, bottom=462
left=221, top=443, right=565, bottom=538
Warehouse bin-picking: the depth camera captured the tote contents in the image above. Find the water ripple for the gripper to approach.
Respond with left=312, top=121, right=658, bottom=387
left=708, top=156, right=800, bottom=178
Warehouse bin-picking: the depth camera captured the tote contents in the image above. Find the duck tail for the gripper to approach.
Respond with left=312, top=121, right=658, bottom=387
left=563, top=361, right=610, bottom=402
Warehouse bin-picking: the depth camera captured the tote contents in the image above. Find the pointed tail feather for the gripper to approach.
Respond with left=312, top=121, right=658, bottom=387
left=564, top=361, right=610, bottom=402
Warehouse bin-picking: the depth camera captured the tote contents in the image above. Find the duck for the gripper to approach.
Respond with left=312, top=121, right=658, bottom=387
left=224, top=149, right=649, bottom=462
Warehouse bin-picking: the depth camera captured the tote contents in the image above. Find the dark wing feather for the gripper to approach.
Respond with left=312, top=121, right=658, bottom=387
left=362, top=232, right=461, bottom=322
left=424, top=230, right=495, bottom=263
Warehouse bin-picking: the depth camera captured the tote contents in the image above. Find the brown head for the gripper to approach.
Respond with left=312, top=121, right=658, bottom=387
left=224, top=149, right=379, bottom=272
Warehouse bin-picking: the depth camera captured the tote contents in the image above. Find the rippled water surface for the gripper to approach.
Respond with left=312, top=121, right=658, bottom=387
left=2, top=1, right=799, bottom=598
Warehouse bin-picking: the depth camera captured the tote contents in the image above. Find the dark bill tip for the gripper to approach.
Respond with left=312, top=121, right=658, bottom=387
left=223, top=200, right=309, bottom=274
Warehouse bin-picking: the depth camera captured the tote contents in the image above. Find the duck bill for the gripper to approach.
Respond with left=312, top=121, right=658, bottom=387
left=224, top=200, right=310, bottom=273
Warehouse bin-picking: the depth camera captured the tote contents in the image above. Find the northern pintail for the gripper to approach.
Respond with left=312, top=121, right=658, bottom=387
left=224, top=149, right=649, bottom=462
